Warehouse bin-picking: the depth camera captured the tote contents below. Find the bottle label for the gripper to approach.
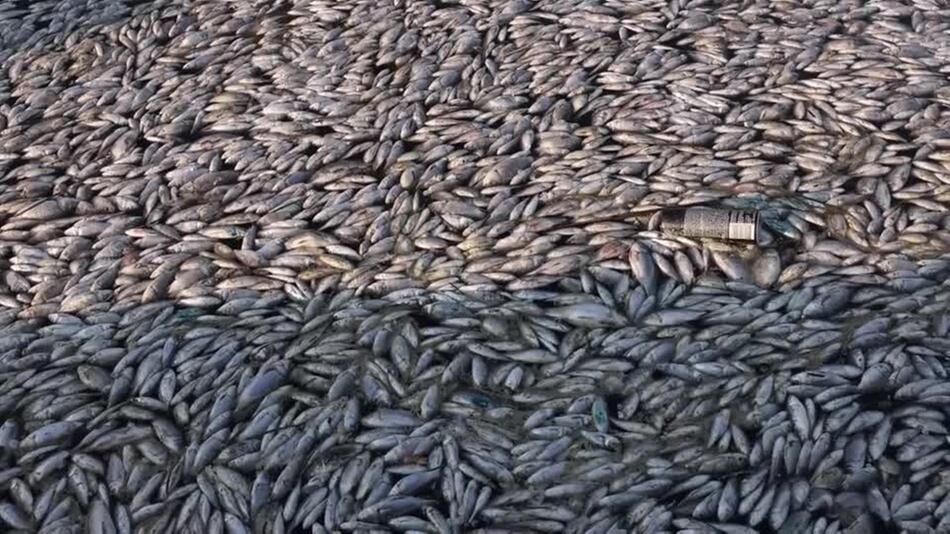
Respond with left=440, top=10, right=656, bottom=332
left=727, top=210, right=758, bottom=242
left=682, top=208, right=758, bottom=241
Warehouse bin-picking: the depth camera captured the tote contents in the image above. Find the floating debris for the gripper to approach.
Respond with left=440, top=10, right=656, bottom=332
left=657, top=207, right=760, bottom=243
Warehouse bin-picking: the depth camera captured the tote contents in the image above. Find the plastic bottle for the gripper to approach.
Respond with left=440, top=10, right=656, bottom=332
left=658, top=207, right=759, bottom=242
